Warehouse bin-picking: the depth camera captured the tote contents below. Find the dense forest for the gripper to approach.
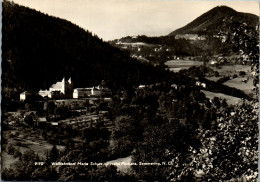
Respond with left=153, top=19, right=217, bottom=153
left=2, top=1, right=172, bottom=93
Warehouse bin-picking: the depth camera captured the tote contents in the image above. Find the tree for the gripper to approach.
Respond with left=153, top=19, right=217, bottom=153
left=25, top=102, right=31, bottom=111
left=7, top=143, right=15, bottom=155
left=168, top=100, right=258, bottom=181
left=43, top=101, right=56, bottom=116
left=31, top=166, right=58, bottom=181
left=112, top=115, right=139, bottom=156
left=221, top=18, right=259, bottom=89
left=212, top=97, right=221, bottom=108
left=49, top=145, right=59, bottom=162
left=92, top=165, right=118, bottom=180
left=132, top=122, right=200, bottom=181
left=221, top=99, right=228, bottom=108
left=13, top=147, right=22, bottom=158
left=24, top=114, right=34, bottom=126
left=2, top=150, right=40, bottom=180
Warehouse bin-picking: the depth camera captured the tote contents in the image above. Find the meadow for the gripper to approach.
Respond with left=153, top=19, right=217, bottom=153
left=209, top=64, right=253, bottom=95
left=164, top=60, right=204, bottom=72
left=201, top=90, right=242, bottom=105
left=223, top=77, right=254, bottom=95
left=210, top=65, right=251, bottom=77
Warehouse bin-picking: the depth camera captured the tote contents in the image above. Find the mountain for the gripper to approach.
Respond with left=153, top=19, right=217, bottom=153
left=2, top=1, right=172, bottom=94
left=111, top=6, right=259, bottom=58
left=169, top=6, right=259, bottom=36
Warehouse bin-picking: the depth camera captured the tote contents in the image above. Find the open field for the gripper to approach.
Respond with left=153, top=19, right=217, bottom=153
left=117, top=42, right=157, bottom=47
left=223, top=77, right=254, bottom=95
left=165, top=60, right=204, bottom=72
left=207, top=64, right=254, bottom=95
left=206, top=76, right=221, bottom=82
left=209, top=64, right=251, bottom=77
left=201, top=90, right=242, bottom=105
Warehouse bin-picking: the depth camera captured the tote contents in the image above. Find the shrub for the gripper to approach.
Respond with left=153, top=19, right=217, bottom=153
left=7, top=143, right=15, bottom=155
left=15, top=141, right=23, bottom=146
left=13, top=147, right=22, bottom=158
left=217, top=76, right=230, bottom=83
left=239, top=71, right=246, bottom=76
left=214, top=71, right=220, bottom=77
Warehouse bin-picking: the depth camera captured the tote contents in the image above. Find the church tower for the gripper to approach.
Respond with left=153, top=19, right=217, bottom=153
left=61, top=77, right=66, bottom=94
left=65, top=77, right=73, bottom=98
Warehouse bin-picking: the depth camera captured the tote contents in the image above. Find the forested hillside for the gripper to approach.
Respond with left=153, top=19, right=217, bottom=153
left=110, top=35, right=234, bottom=57
left=2, top=1, right=172, bottom=93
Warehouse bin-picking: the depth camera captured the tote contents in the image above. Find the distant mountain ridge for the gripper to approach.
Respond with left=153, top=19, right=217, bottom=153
left=168, top=6, right=259, bottom=36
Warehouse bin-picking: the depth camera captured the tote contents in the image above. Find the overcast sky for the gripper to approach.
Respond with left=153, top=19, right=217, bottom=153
left=12, top=0, right=259, bottom=41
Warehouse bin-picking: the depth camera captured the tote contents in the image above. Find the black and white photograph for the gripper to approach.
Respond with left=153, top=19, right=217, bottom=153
left=1, top=0, right=259, bottom=181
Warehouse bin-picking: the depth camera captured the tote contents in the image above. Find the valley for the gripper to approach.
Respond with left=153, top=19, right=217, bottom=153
left=1, top=1, right=259, bottom=181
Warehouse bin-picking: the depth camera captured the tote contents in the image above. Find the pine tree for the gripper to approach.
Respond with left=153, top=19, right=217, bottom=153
left=49, top=145, right=59, bottom=162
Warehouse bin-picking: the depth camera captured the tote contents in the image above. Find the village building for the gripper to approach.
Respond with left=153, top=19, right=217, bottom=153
left=196, top=81, right=206, bottom=88
left=171, top=84, right=178, bottom=89
left=210, top=60, right=218, bottom=65
left=38, top=89, right=50, bottom=98
left=73, top=86, right=112, bottom=99
left=201, top=83, right=206, bottom=88
left=138, top=85, right=147, bottom=89
left=37, top=117, right=47, bottom=127
left=198, top=35, right=206, bottom=40
left=38, top=117, right=47, bottom=123
left=51, top=122, right=59, bottom=128
left=175, top=34, right=199, bottom=40
left=73, top=88, right=92, bottom=98
left=91, top=87, right=102, bottom=96
left=20, top=91, right=30, bottom=101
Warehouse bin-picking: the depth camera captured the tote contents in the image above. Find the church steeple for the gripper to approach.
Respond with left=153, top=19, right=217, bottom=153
left=61, top=77, right=66, bottom=94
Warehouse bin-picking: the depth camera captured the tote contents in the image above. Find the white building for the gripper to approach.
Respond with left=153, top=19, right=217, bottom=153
left=38, top=89, right=50, bottom=98
left=196, top=81, right=206, bottom=88
left=91, top=87, right=102, bottom=96
left=20, top=91, right=30, bottom=101
left=73, top=88, right=92, bottom=98
left=39, top=77, right=73, bottom=98
left=138, top=85, right=147, bottom=89
left=210, top=60, right=217, bottom=65
left=73, top=86, right=111, bottom=98
left=49, top=77, right=72, bottom=95
left=171, top=84, right=178, bottom=89
left=201, top=83, right=206, bottom=88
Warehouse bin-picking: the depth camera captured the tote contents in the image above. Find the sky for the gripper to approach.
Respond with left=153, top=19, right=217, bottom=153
left=11, top=0, right=259, bottom=41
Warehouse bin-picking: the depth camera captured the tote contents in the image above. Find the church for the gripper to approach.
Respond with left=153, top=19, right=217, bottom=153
left=39, top=77, right=73, bottom=99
